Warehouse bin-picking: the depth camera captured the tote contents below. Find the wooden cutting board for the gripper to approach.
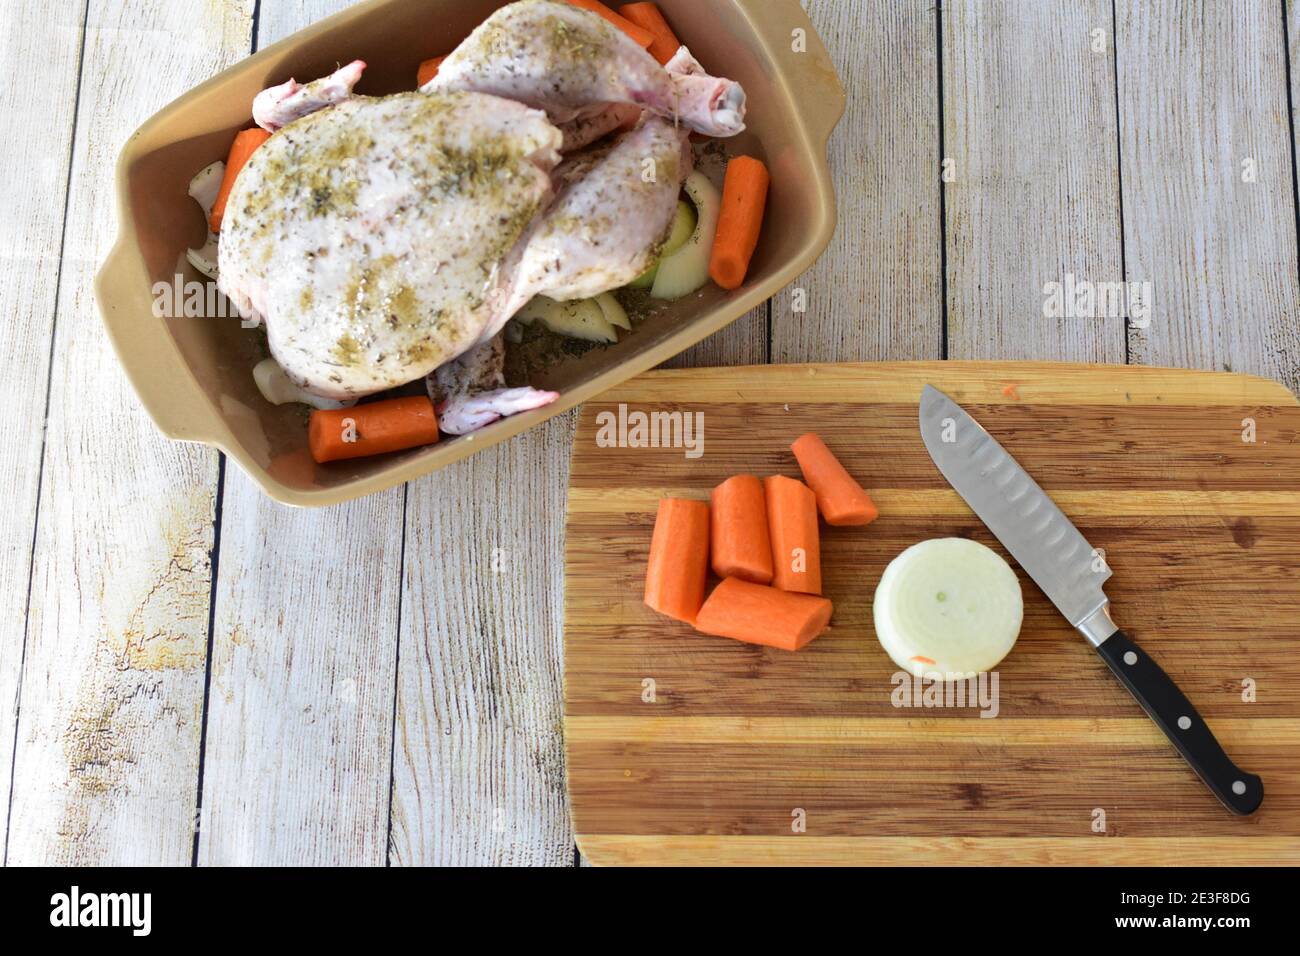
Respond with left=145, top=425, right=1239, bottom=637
left=564, top=362, right=1300, bottom=866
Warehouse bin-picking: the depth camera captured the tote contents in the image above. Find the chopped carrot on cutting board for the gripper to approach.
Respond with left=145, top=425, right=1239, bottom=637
left=209, top=128, right=271, bottom=233
left=308, top=396, right=439, bottom=464
left=644, top=498, right=710, bottom=624
left=695, top=578, right=833, bottom=651
left=710, top=475, right=774, bottom=584
left=791, top=432, right=879, bottom=527
left=763, top=475, right=822, bottom=594
left=564, top=0, right=656, bottom=48
left=621, top=2, right=682, bottom=64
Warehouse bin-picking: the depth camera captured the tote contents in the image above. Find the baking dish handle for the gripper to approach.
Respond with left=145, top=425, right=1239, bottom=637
left=95, top=236, right=228, bottom=446
left=738, top=0, right=846, bottom=151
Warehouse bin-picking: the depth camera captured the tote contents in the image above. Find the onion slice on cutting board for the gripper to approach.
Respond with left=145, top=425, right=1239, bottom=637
left=872, top=537, right=1023, bottom=678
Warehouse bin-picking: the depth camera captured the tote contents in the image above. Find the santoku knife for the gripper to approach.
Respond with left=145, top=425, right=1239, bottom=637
left=919, top=385, right=1263, bottom=815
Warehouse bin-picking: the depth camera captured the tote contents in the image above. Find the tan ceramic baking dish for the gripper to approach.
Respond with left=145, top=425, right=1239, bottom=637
left=96, top=0, right=845, bottom=506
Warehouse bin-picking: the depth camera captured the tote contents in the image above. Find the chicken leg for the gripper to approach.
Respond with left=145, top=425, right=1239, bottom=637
left=475, top=114, right=692, bottom=347
left=428, top=332, right=559, bottom=436
left=426, top=0, right=746, bottom=137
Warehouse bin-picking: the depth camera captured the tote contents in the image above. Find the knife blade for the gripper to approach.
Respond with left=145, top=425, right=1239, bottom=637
left=919, top=385, right=1263, bottom=815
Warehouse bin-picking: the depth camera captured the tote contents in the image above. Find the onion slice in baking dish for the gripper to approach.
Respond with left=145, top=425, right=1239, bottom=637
left=873, top=537, right=1023, bottom=678
left=186, top=160, right=225, bottom=279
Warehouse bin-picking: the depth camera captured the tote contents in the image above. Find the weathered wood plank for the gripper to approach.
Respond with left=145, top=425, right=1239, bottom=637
left=5, top=0, right=252, bottom=865
left=390, top=415, right=576, bottom=866
left=772, top=0, right=941, bottom=363
left=195, top=0, right=405, bottom=867
left=0, top=0, right=87, bottom=858
left=1121, top=0, right=1300, bottom=390
left=664, top=306, right=767, bottom=368
left=197, top=471, right=404, bottom=865
left=944, top=0, right=1125, bottom=362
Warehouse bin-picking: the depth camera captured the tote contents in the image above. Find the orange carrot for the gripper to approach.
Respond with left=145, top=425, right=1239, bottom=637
left=620, top=2, right=681, bottom=64
left=694, top=578, right=832, bottom=651
left=791, top=432, right=879, bottom=527
left=564, top=0, right=656, bottom=48
left=209, top=127, right=272, bottom=233
left=417, top=55, right=446, bottom=88
left=644, top=498, right=711, bottom=624
left=308, top=396, right=440, bottom=464
left=710, top=475, right=774, bottom=585
left=763, top=475, right=822, bottom=594
left=709, top=156, right=771, bottom=291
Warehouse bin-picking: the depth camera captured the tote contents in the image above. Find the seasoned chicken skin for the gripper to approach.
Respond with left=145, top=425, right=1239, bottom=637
left=427, top=0, right=746, bottom=136
left=466, top=116, right=691, bottom=348
left=218, top=91, right=563, bottom=399
left=253, top=59, right=367, bottom=132
left=512, top=118, right=691, bottom=305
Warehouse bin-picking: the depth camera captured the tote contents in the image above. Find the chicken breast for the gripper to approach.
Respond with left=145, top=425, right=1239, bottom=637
left=218, top=90, right=563, bottom=399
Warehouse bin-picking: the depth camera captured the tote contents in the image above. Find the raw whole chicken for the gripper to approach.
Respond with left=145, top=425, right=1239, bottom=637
left=426, top=0, right=746, bottom=136
left=218, top=0, right=748, bottom=436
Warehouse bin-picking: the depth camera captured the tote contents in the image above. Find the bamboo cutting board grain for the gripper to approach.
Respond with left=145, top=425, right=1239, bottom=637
left=564, top=362, right=1300, bottom=866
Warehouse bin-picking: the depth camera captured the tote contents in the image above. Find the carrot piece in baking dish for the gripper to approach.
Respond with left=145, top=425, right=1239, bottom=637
left=621, top=2, right=682, bottom=64
left=308, top=396, right=440, bottom=464
left=763, top=475, right=822, bottom=594
left=695, top=578, right=833, bottom=652
left=644, top=498, right=710, bottom=624
left=417, top=55, right=446, bottom=87
left=791, top=432, right=879, bottom=527
left=708, top=156, right=771, bottom=290
left=209, top=127, right=271, bottom=233
left=564, top=0, right=656, bottom=48
left=710, top=475, right=774, bottom=584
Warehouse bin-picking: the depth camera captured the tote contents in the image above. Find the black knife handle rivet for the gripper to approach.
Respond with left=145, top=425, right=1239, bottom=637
left=1097, top=630, right=1263, bottom=815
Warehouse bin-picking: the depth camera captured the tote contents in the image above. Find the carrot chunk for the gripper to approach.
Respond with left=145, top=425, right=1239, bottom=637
left=308, top=396, right=440, bottom=464
left=417, top=55, right=446, bottom=87
left=209, top=127, right=271, bottom=233
left=620, top=2, right=682, bottom=64
left=791, top=433, right=879, bottom=527
left=564, top=0, right=656, bottom=48
left=695, top=578, right=833, bottom=651
left=710, top=475, right=774, bottom=584
left=709, top=156, right=771, bottom=290
left=763, top=475, right=822, bottom=594
left=644, top=498, right=710, bottom=624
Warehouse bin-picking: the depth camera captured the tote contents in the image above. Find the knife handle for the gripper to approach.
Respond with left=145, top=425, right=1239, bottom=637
left=1096, top=631, right=1263, bottom=815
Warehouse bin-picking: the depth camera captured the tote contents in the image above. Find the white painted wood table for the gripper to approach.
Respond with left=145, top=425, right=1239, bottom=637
left=3, top=0, right=1298, bottom=866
